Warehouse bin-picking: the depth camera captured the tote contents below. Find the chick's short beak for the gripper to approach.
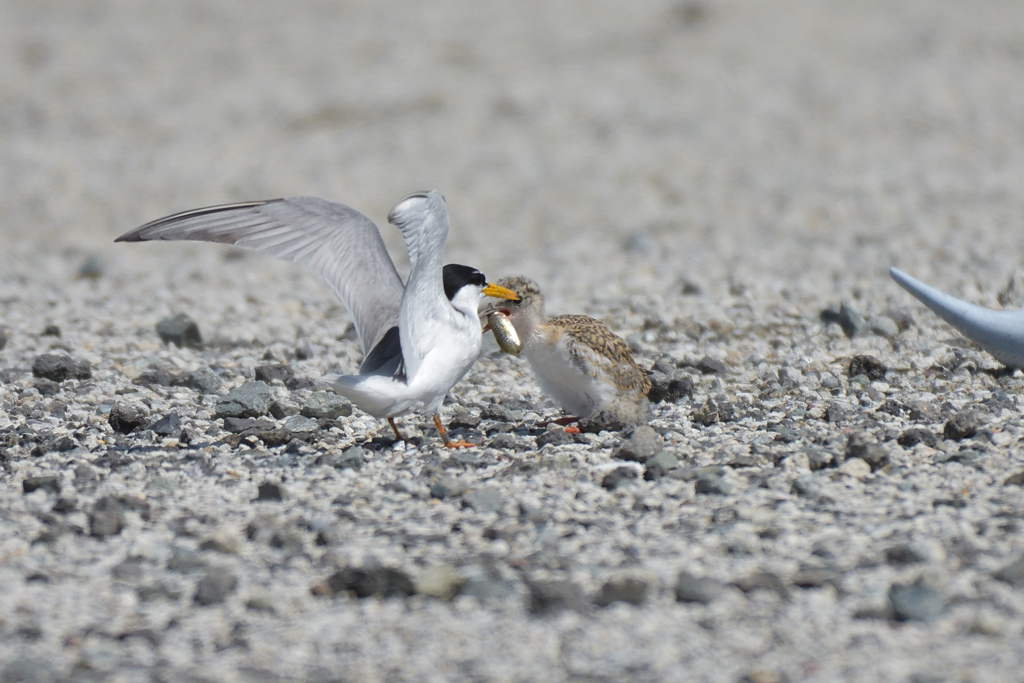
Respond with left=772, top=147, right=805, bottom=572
left=482, top=283, right=520, bottom=301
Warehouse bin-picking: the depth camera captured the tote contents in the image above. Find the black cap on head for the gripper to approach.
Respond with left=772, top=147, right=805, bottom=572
left=442, top=264, right=487, bottom=301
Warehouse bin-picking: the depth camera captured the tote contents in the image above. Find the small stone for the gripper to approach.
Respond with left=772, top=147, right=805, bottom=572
left=595, top=575, right=649, bottom=607
left=696, top=356, right=727, bottom=375
left=692, top=396, right=736, bottom=426
left=462, top=486, right=503, bottom=513
left=223, top=417, right=276, bottom=433
left=31, top=354, right=91, bottom=382
left=898, top=428, right=938, bottom=448
left=536, top=428, right=575, bottom=448
left=78, top=255, right=106, bottom=279
left=90, top=496, right=126, bottom=537
left=143, top=475, right=176, bottom=493
left=944, top=409, right=981, bottom=441
left=300, top=392, right=353, bottom=419
left=838, top=457, right=871, bottom=479
left=481, top=403, right=518, bottom=422
left=644, top=451, right=680, bottom=480
left=848, top=355, right=886, bottom=381
left=646, top=370, right=695, bottom=403
left=255, top=481, right=286, bottom=501
left=601, top=466, right=639, bottom=490
left=614, top=425, right=663, bottom=463
left=156, top=313, right=203, bottom=348
left=869, top=315, right=900, bottom=339
left=216, top=381, right=273, bottom=418
left=23, top=476, right=61, bottom=495
left=323, top=566, right=415, bottom=599
left=41, top=324, right=61, bottom=337
left=846, top=432, right=889, bottom=471
left=824, top=401, right=847, bottom=423
left=167, top=547, right=208, bottom=572
left=0, top=329, right=8, bottom=350
left=430, top=476, right=466, bottom=499
left=182, top=367, right=222, bottom=394
left=327, top=445, right=366, bottom=469
left=733, top=572, right=790, bottom=600
left=527, top=579, right=585, bottom=615
left=836, top=301, right=866, bottom=337
left=149, top=413, right=182, bottom=437
left=415, top=565, right=466, bottom=600
left=889, top=578, right=944, bottom=622
left=254, top=363, right=294, bottom=384
left=1003, top=471, right=1024, bottom=486
left=194, top=567, right=238, bottom=606
left=578, top=406, right=634, bottom=433
left=993, top=554, right=1024, bottom=587
left=674, top=570, right=722, bottom=604
left=694, top=467, right=733, bottom=494
left=282, top=415, right=319, bottom=433
left=1, top=657, right=57, bottom=683
left=199, top=530, right=243, bottom=555
left=791, top=476, right=821, bottom=498
left=108, top=401, right=148, bottom=434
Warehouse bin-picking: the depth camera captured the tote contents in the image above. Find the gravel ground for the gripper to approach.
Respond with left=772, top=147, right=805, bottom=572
left=3, top=1, right=1024, bottom=681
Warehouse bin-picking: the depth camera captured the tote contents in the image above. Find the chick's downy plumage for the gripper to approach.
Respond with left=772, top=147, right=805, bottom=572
left=485, top=276, right=651, bottom=419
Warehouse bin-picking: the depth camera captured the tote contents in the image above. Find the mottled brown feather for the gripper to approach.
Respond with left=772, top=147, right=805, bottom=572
left=546, top=314, right=652, bottom=396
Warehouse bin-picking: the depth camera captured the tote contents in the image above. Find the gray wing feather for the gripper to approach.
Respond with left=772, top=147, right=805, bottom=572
left=116, top=197, right=405, bottom=357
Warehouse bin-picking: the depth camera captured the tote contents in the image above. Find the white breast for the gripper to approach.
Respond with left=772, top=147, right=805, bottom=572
left=523, top=334, right=613, bottom=418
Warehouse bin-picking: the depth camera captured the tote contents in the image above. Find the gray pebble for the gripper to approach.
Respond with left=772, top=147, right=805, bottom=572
left=282, top=414, right=319, bottom=433
left=108, top=401, right=148, bottom=434
left=77, top=254, right=106, bottom=279
left=837, top=301, right=866, bottom=338
left=675, top=570, right=722, bottom=604
left=89, top=496, right=126, bottom=537
left=182, top=367, right=222, bottom=394
left=601, top=466, right=639, bottom=490
left=317, top=446, right=365, bottom=470
left=869, top=315, right=900, bottom=339
left=149, top=412, right=182, bottom=437
left=23, top=476, right=61, bottom=495
left=846, top=432, right=889, bottom=471
left=646, top=370, right=695, bottom=403
left=462, top=486, right=503, bottom=513
left=300, top=392, right=353, bottom=419
left=898, top=428, right=938, bottom=448
left=695, top=467, right=733, bottom=495
left=414, top=565, right=466, bottom=600
left=527, top=579, right=585, bottom=615
left=889, top=578, right=944, bottom=621
left=993, top=554, right=1024, bottom=587
left=256, top=481, right=286, bottom=501
left=216, top=381, right=273, bottom=418
left=848, top=355, right=886, bottom=381
left=167, top=547, right=207, bottom=573
left=944, top=409, right=981, bottom=441
left=614, top=425, right=663, bottom=463
left=322, top=566, right=415, bottom=599
left=594, top=575, right=649, bottom=607
left=644, top=451, right=680, bottom=480
left=31, top=354, right=91, bottom=382
left=536, top=428, right=575, bottom=448
left=194, top=567, right=238, bottom=605
left=156, top=312, right=203, bottom=348
left=254, top=363, right=294, bottom=384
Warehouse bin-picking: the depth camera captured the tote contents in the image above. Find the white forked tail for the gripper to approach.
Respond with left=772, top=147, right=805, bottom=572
left=890, top=267, right=1024, bottom=369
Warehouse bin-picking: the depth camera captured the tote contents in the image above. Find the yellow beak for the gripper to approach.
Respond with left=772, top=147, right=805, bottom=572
left=482, top=283, right=520, bottom=301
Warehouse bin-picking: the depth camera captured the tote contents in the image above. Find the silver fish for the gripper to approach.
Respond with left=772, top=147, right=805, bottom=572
left=487, top=312, right=521, bottom=355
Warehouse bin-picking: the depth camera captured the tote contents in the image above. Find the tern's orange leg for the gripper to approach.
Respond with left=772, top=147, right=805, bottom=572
left=387, top=417, right=405, bottom=442
left=433, top=414, right=475, bottom=449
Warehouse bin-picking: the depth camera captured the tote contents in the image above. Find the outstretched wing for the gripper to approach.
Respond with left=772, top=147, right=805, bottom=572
left=116, top=197, right=406, bottom=360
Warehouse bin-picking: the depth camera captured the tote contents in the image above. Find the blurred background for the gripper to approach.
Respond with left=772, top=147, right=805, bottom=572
left=1, top=0, right=1023, bottom=325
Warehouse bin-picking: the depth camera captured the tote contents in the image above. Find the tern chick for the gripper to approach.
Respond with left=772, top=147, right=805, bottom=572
left=482, top=276, right=651, bottom=424
left=116, top=190, right=519, bottom=447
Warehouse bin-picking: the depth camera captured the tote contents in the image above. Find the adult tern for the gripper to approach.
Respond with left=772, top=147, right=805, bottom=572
left=116, top=190, right=520, bottom=446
